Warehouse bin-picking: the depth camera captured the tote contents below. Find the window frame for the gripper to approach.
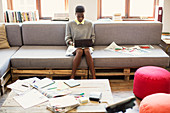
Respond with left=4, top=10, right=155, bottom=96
left=7, top=0, right=14, bottom=10
left=97, top=0, right=157, bottom=20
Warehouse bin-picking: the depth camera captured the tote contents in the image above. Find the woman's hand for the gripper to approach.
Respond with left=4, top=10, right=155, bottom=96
left=69, top=41, right=74, bottom=46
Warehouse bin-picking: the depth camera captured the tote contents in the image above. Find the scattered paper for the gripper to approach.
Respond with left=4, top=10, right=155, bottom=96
left=105, top=42, right=123, bottom=50
left=13, top=89, right=48, bottom=109
left=105, top=42, right=153, bottom=56
left=39, top=89, right=71, bottom=98
left=65, top=46, right=77, bottom=56
left=31, top=78, right=54, bottom=89
left=7, top=80, right=30, bottom=92
left=66, top=46, right=94, bottom=56
left=49, top=95, right=79, bottom=108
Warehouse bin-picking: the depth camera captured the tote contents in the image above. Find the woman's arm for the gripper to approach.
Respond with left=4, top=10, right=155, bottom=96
left=91, top=24, right=95, bottom=44
left=65, top=23, right=73, bottom=46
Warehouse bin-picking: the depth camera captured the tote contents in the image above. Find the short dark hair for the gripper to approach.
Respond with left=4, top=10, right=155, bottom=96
left=75, top=5, right=85, bottom=13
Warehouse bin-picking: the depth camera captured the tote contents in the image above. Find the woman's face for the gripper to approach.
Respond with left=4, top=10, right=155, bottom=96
left=76, top=12, right=84, bottom=23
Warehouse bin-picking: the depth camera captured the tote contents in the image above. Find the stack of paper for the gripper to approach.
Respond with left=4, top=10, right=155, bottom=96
left=13, top=89, right=48, bottom=109
left=49, top=95, right=79, bottom=108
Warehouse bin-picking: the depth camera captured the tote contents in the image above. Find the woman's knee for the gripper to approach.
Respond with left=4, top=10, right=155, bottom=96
left=84, top=48, right=90, bottom=54
left=76, top=48, right=83, bottom=55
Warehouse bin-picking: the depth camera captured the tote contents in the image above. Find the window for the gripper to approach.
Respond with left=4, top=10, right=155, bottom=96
left=41, top=0, right=67, bottom=17
left=8, top=0, right=68, bottom=19
left=130, top=0, right=154, bottom=17
left=102, top=0, right=125, bottom=17
left=37, top=0, right=68, bottom=19
left=98, top=0, right=156, bottom=19
left=12, top=0, right=36, bottom=11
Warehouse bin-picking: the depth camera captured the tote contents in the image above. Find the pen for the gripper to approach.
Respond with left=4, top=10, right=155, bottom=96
left=72, top=93, right=84, bottom=95
left=22, top=84, right=28, bottom=87
left=47, top=87, right=57, bottom=90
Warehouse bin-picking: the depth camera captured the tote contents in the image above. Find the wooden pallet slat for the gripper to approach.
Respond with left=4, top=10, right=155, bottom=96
left=11, top=69, right=88, bottom=81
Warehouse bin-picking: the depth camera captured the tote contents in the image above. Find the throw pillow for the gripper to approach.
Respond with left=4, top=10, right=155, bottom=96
left=0, top=24, right=10, bottom=49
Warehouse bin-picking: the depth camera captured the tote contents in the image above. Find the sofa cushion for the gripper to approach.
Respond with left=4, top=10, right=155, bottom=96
left=11, top=46, right=87, bottom=69
left=92, top=45, right=169, bottom=68
left=94, top=22, right=162, bottom=46
left=5, top=24, right=22, bottom=47
left=0, top=47, right=19, bottom=77
left=22, top=23, right=66, bottom=46
left=0, top=24, right=10, bottom=49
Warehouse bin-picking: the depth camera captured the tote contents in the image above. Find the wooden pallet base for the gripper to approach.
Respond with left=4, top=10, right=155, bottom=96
left=90, top=68, right=136, bottom=81
left=0, top=69, right=11, bottom=95
left=11, top=69, right=88, bottom=82
left=11, top=68, right=137, bottom=81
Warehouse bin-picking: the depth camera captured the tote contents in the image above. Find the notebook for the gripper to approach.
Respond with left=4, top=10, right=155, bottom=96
left=74, top=39, right=92, bottom=48
left=64, top=80, right=80, bottom=88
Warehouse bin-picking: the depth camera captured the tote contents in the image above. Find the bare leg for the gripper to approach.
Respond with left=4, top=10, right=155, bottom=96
left=71, top=48, right=83, bottom=79
left=84, top=48, right=96, bottom=79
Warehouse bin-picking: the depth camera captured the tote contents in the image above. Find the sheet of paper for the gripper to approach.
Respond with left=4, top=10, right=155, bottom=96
left=31, top=78, right=54, bottom=89
left=7, top=80, right=30, bottom=92
left=65, top=46, right=77, bottom=56
left=13, top=89, right=48, bottom=109
left=49, top=95, right=79, bottom=108
left=56, top=81, right=70, bottom=90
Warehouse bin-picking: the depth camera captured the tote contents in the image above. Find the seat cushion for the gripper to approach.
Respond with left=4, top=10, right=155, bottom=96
left=0, top=47, right=19, bottom=77
left=94, top=22, right=162, bottom=46
left=22, top=23, right=66, bottom=46
left=11, top=46, right=87, bottom=69
left=139, top=93, right=170, bottom=113
left=92, top=45, right=169, bottom=67
left=5, top=24, right=22, bottom=47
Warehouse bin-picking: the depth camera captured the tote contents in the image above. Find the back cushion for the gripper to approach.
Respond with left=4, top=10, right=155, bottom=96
left=94, top=22, right=162, bottom=46
left=5, top=24, right=22, bottom=47
left=22, top=23, right=66, bottom=46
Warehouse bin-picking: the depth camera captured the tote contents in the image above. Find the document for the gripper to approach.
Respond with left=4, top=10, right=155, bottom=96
left=7, top=80, right=30, bottom=92
left=65, top=46, right=77, bottom=56
left=49, top=95, right=79, bottom=108
left=31, top=78, right=55, bottom=89
left=13, top=89, right=48, bottom=109
left=65, top=46, right=94, bottom=56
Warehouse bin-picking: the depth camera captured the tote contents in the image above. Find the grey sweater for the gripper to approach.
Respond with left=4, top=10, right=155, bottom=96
left=65, top=20, right=95, bottom=46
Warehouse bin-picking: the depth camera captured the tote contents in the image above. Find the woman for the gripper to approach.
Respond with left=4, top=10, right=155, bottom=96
left=65, top=5, right=96, bottom=79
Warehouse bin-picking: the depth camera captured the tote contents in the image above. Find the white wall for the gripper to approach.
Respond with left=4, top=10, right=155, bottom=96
left=0, top=0, right=7, bottom=22
left=69, top=0, right=97, bottom=21
left=0, top=0, right=4, bottom=22
left=163, top=0, right=170, bottom=32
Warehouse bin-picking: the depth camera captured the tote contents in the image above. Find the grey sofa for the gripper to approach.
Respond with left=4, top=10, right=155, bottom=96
left=0, top=24, right=22, bottom=95
left=0, top=21, right=169, bottom=94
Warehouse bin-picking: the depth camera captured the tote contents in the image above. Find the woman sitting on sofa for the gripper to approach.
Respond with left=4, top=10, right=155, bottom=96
left=65, top=5, right=96, bottom=79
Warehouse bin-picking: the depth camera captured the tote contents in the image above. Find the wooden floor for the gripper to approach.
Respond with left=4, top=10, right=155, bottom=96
left=0, top=78, right=139, bottom=113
